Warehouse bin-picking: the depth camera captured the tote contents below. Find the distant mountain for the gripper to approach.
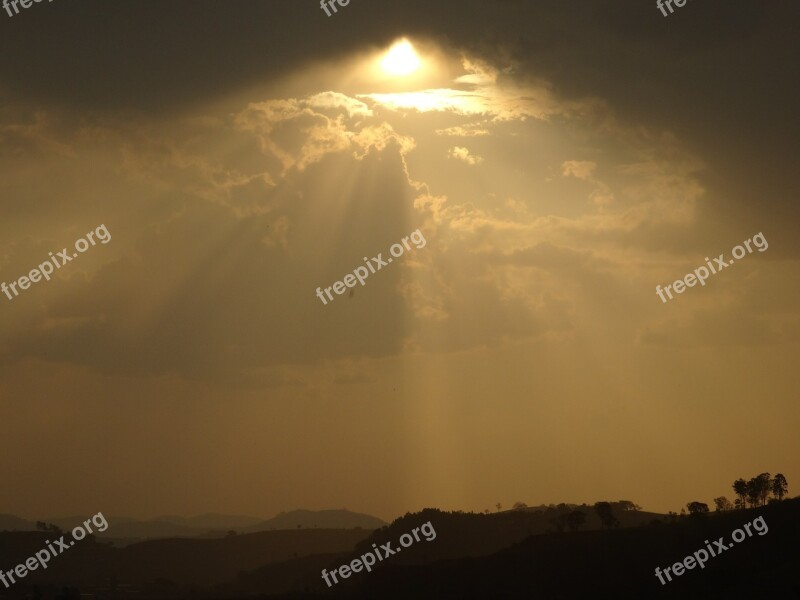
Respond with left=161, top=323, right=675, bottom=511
left=43, top=515, right=203, bottom=540
left=0, top=514, right=36, bottom=531
left=0, top=528, right=373, bottom=588
left=1, top=510, right=384, bottom=542
left=154, top=513, right=263, bottom=531
left=245, top=509, right=387, bottom=533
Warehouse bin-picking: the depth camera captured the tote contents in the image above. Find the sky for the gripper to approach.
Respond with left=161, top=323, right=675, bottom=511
left=0, top=0, right=798, bottom=521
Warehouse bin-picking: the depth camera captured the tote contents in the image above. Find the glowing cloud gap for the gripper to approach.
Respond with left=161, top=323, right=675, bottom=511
left=359, top=90, right=488, bottom=114
left=381, top=39, right=422, bottom=76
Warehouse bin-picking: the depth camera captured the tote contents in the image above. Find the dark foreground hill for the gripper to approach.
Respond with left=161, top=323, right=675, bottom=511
left=1, top=502, right=796, bottom=599
left=228, top=504, right=664, bottom=595
left=339, top=499, right=800, bottom=600
left=116, top=528, right=374, bottom=586
left=0, top=528, right=373, bottom=595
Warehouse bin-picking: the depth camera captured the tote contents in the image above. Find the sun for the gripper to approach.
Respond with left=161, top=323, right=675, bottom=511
left=381, top=39, right=421, bottom=77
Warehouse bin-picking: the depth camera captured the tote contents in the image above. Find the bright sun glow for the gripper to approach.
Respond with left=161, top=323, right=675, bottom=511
left=381, top=39, right=421, bottom=76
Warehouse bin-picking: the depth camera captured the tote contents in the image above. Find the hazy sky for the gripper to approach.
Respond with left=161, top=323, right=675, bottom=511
left=0, top=0, right=797, bottom=521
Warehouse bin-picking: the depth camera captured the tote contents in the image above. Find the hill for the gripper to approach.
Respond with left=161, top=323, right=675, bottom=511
left=0, top=514, right=36, bottom=531
left=227, top=504, right=663, bottom=595
left=0, top=528, right=374, bottom=592
left=5, top=502, right=795, bottom=599
left=116, top=528, right=374, bottom=586
left=346, top=499, right=800, bottom=599
left=153, top=512, right=262, bottom=531
left=244, top=509, right=387, bottom=533
left=0, top=510, right=384, bottom=545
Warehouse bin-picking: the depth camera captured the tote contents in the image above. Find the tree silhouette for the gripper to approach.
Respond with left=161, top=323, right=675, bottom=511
left=713, top=497, right=733, bottom=511
left=593, top=502, right=619, bottom=530
left=566, top=510, right=587, bottom=531
left=617, top=500, right=641, bottom=512
left=495, top=503, right=502, bottom=513
left=733, top=472, right=788, bottom=507
left=550, top=514, right=568, bottom=533
left=733, top=479, right=748, bottom=507
left=756, top=473, right=772, bottom=506
left=512, top=502, right=528, bottom=511
left=745, top=479, right=759, bottom=507
left=772, top=473, right=789, bottom=501
left=743, top=473, right=772, bottom=507
left=686, top=502, right=709, bottom=515
left=36, top=522, right=62, bottom=534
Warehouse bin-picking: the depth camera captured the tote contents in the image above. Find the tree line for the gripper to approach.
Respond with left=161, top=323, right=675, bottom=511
left=502, top=473, right=789, bottom=530
left=686, top=472, right=789, bottom=514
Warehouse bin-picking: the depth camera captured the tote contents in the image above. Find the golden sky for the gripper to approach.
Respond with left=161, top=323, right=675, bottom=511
left=0, top=0, right=797, bottom=521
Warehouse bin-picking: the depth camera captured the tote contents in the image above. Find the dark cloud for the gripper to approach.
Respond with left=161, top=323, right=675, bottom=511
left=5, top=0, right=794, bottom=237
